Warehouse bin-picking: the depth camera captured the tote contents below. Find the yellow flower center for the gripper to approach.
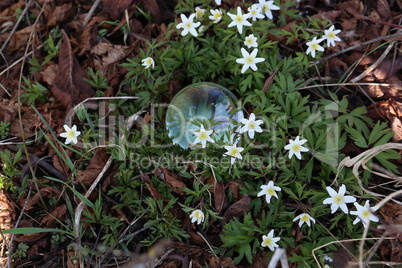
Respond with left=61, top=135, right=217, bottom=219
left=291, top=144, right=301, bottom=153
left=146, top=59, right=152, bottom=65
left=184, top=21, right=193, bottom=30
left=249, top=122, right=256, bottom=129
left=262, top=5, right=270, bottom=13
left=245, top=55, right=255, bottom=64
left=362, top=209, right=370, bottom=219
left=229, top=148, right=239, bottom=157
left=328, top=32, right=335, bottom=39
left=263, top=237, right=272, bottom=246
left=235, top=15, right=244, bottom=23
left=66, top=130, right=75, bottom=139
left=251, top=10, right=257, bottom=15
left=197, top=11, right=203, bottom=17
left=301, top=214, right=309, bottom=222
left=194, top=211, right=202, bottom=219
left=334, top=194, right=344, bottom=205
left=214, top=13, right=221, bottom=20
left=266, top=187, right=275, bottom=196
left=198, top=132, right=208, bottom=141
left=311, top=43, right=319, bottom=51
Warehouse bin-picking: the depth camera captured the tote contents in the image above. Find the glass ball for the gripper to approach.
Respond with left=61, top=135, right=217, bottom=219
left=166, top=82, right=241, bottom=149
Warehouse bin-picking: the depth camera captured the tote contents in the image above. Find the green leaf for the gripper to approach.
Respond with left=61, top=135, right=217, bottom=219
left=345, top=126, right=368, bottom=148
left=2, top=227, right=70, bottom=235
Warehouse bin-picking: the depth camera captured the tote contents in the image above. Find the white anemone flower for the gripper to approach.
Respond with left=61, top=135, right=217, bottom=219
left=215, top=0, right=221, bottom=5
left=240, top=113, right=263, bottom=139
left=306, top=37, right=325, bottom=58
left=323, top=25, right=342, bottom=47
left=195, top=7, right=205, bottom=19
left=223, top=143, right=244, bottom=164
left=257, top=0, right=280, bottom=20
left=284, top=136, right=309, bottom=160
left=209, top=9, right=223, bottom=23
left=190, top=209, right=204, bottom=225
left=257, top=181, right=281, bottom=204
left=236, top=48, right=265, bottom=73
left=193, top=125, right=214, bottom=148
left=227, top=6, right=252, bottom=34
left=176, top=13, right=201, bottom=37
left=293, top=213, right=316, bottom=227
left=244, top=34, right=258, bottom=48
left=323, top=184, right=356, bottom=214
left=261, top=230, right=280, bottom=251
left=60, top=125, right=81, bottom=145
left=141, top=57, right=155, bottom=69
left=248, top=4, right=265, bottom=21
left=350, top=200, right=379, bottom=228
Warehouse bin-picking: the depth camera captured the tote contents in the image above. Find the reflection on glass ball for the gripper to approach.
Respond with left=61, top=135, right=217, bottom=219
left=166, top=82, right=241, bottom=149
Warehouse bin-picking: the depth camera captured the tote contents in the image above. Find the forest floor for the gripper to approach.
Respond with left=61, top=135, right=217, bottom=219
left=0, top=0, right=402, bottom=267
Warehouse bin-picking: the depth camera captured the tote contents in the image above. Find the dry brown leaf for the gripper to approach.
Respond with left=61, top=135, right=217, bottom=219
left=377, top=0, right=391, bottom=19
left=47, top=3, right=75, bottom=27
left=311, top=10, right=341, bottom=22
left=391, top=117, right=402, bottom=142
left=79, top=16, right=108, bottom=56
left=67, top=250, right=80, bottom=268
left=51, top=30, right=94, bottom=110
left=7, top=25, right=37, bottom=53
left=102, top=0, right=134, bottom=19
left=76, top=148, right=109, bottom=185
left=40, top=204, right=67, bottom=228
left=222, top=194, right=250, bottom=225
left=0, top=190, right=15, bottom=244
left=140, top=171, right=162, bottom=200
left=21, top=187, right=62, bottom=211
left=374, top=58, right=402, bottom=80
left=153, top=167, right=186, bottom=195
left=91, top=42, right=132, bottom=76
left=26, top=238, right=48, bottom=259
left=214, top=181, right=228, bottom=215
left=227, top=181, right=244, bottom=201
left=39, top=61, right=58, bottom=86
left=142, top=0, right=159, bottom=21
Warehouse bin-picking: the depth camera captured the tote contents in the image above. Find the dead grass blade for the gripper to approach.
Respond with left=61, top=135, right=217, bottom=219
left=335, top=143, right=402, bottom=204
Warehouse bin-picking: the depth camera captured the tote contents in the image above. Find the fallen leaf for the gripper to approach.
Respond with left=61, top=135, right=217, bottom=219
left=251, top=252, right=269, bottom=268
left=377, top=0, right=391, bottom=19
left=142, top=0, right=159, bottom=22
left=391, top=117, right=402, bottom=142
left=379, top=202, right=402, bottom=225
left=90, top=42, right=133, bottom=76
left=7, top=25, right=37, bottom=53
left=222, top=194, right=250, bottom=225
left=20, top=187, right=62, bottom=211
left=51, top=30, right=94, bottom=110
left=26, top=238, right=48, bottom=259
left=40, top=204, right=67, bottom=228
left=153, top=167, right=186, bottom=195
left=214, top=181, right=228, bottom=215
left=208, top=255, right=221, bottom=268
left=227, top=181, right=244, bottom=201
left=0, top=190, right=15, bottom=244
left=140, top=171, right=162, bottom=200
left=79, top=16, right=108, bottom=56
left=311, top=10, right=341, bottom=22
left=67, top=250, right=80, bottom=268
left=39, top=61, right=58, bottom=86
left=102, top=0, right=134, bottom=19
left=47, top=3, right=74, bottom=27
left=77, top=148, right=109, bottom=185
left=374, top=58, right=402, bottom=80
